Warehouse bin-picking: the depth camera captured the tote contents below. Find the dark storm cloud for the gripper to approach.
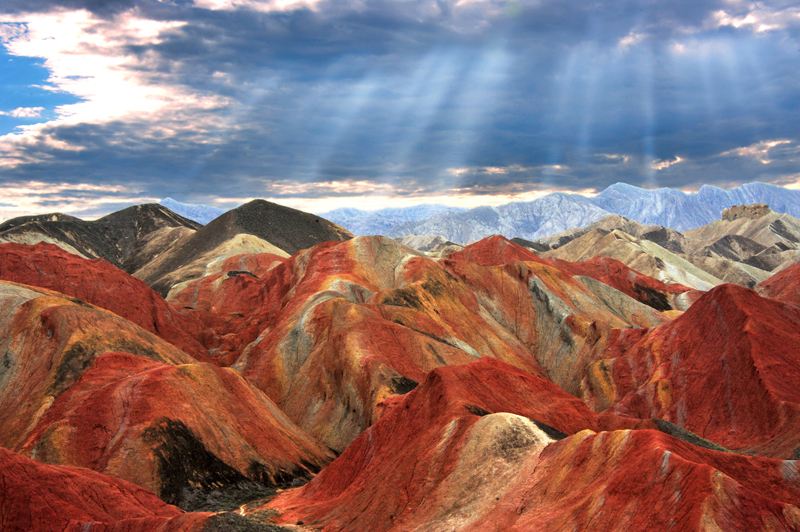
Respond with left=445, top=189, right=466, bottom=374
left=1, top=0, right=799, bottom=212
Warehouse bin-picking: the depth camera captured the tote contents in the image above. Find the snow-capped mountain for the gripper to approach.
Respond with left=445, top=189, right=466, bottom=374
left=591, top=182, right=800, bottom=230
left=386, top=194, right=611, bottom=244
left=159, top=197, right=226, bottom=225
left=324, top=205, right=464, bottom=236
left=161, top=182, right=800, bottom=244
left=323, top=182, right=800, bottom=244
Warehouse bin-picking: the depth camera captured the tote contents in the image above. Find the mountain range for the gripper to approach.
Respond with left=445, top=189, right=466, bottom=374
left=159, top=182, right=800, bottom=244
left=2, top=187, right=800, bottom=529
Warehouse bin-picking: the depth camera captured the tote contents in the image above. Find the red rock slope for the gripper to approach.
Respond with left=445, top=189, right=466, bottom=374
left=19, top=352, right=332, bottom=508
left=0, top=447, right=277, bottom=531
left=168, top=251, right=289, bottom=365
left=450, top=235, right=695, bottom=310
left=586, top=283, right=800, bottom=457
left=172, top=236, right=663, bottom=451
left=0, top=242, right=207, bottom=360
left=551, top=255, right=695, bottom=311
left=0, top=447, right=202, bottom=531
left=758, top=261, right=800, bottom=306
left=0, top=281, right=331, bottom=509
left=267, top=358, right=800, bottom=530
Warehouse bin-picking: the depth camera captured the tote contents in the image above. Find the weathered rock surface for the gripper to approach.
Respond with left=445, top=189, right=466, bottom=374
left=586, top=283, right=800, bottom=457
left=20, top=352, right=332, bottom=509
left=685, top=207, right=800, bottom=258
left=535, top=213, right=775, bottom=288
left=0, top=281, right=331, bottom=510
left=0, top=242, right=208, bottom=360
left=267, top=359, right=800, bottom=531
left=722, top=203, right=772, bottom=221
left=4, top=208, right=800, bottom=531
left=211, top=236, right=664, bottom=450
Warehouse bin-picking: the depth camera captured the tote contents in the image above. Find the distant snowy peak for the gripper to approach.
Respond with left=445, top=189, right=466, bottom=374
left=159, top=198, right=226, bottom=225
left=376, top=194, right=610, bottom=244
left=331, top=182, right=800, bottom=244
left=161, top=182, right=800, bottom=245
left=323, top=204, right=465, bottom=236
left=593, top=182, right=800, bottom=231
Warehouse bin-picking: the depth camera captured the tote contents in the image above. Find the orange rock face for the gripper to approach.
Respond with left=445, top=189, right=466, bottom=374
left=0, top=446, right=278, bottom=531
left=0, top=280, right=331, bottom=512
left=168, top=252, right=289, bottom=365
left=0, top=281, right=195, bottom=451
left=4, top=233, right=800, bottom=530
left=758, top=261, right=800, bottom=306
left=170, top=236, right=663, bottom=450
left=268, top=358, right=800, bottom=531
left=20, top=352, right=332, bottom=505
left=551, top=255, right=693, bottom=310
left=0, top=446, right=199, bottom=531
left=587, top=283, right=800, bottom=457
left=0, top=242, right=208, bottom=360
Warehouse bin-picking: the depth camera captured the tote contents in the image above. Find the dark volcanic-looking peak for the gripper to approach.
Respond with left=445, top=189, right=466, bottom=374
left=209, top=199, right=352, bottom=256
left=0, top=203, right=199, bottom=272
left=0, top=212, right=84, bottom=231
left=138, top=199, right=352, bottom=295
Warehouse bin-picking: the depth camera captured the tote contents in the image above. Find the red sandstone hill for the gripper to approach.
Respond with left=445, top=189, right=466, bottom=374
left=0, top=447, right=199, bottom=531
left=586, top=282, right=800, bottom=457
left=0, top=242, right=208, bottom=360
left=550, top=255, right=695, bottom=311
left=168, top=252, right=290, bottom=365
left=0, top=447, right=278, bottom=531
left=267, top=358, right=800, bottom=531
left=758, top=261, right=800, bottom=306
left=448, top=235, right=695, bottom=311
left=167, top=236, right=663, bottom=451
left=19, top=352, right=333, bottom=508
left=4, top=228, right=800, bottom=530
left=0, top=281, right=331, bottom=511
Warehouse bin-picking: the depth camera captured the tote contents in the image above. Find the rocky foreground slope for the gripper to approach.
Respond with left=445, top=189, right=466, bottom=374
left=1, top=211, right=799, bottom=530
left=269, top=360, right=800, bottom=531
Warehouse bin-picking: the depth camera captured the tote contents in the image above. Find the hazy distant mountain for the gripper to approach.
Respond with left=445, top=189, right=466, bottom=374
left=324, top=205, right=464, bottom=235
left=161, top=182, right=800, bottom=244
left=160, top=197, right=226, bottom=224
left=328, top=182, right=800, bottom=244
left=386, top=194, right=611, bottom=244
left=592, top=182, right=800, bottom=230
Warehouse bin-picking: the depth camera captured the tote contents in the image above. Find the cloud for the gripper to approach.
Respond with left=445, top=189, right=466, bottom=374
left=618, top=31, right=646, bottom=49
left=708, top=5, right=800, bottom=34
left=651, top=156, right=684, bottom=171
left=0, top=8, right=230, bottom=170
left=720, top=139, right=795, bottom=164
left=596, top=153, right=631, bottom=164
left=0, top=0, right=797, bottom=214
left=0, top=106, right=44, bottom=118
left=192, top=0, right=322, bottom=13
left=0, top=180, right=155, bottom=221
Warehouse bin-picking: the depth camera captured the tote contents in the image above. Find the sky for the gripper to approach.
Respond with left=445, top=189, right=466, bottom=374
left=0, top=0, right=799, bottom=219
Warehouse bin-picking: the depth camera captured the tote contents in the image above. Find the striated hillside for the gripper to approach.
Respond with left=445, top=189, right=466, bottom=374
left=2, top=204, right=800, bottom=531
left=268, top=359, right=800, bottom=531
